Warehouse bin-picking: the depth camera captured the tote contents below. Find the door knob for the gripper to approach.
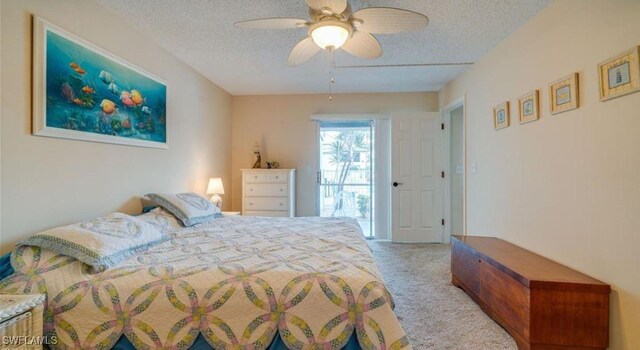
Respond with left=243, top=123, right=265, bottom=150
left=393, top=182, right=402, bottom=187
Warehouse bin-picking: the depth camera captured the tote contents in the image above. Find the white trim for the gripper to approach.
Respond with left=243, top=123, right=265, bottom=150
left=315, top=121, right=321, bottom=216
left=311, top=113, right=390, bottom=121
left=441, top=95, right=467, bottom=241
left=374, top=119, right=392, bottom=240
left=32, top=16, right=169, bottom=149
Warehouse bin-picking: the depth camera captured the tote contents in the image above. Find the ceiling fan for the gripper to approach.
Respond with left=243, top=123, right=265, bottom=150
left=235, top=0, right=429, bottom=67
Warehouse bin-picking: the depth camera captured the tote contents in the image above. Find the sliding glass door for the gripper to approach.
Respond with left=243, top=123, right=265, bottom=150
left=317, top=120, right=375, bottom=238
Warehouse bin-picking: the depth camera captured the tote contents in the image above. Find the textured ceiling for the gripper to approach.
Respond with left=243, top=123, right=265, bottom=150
left=95, top=0, right=550, bottom=95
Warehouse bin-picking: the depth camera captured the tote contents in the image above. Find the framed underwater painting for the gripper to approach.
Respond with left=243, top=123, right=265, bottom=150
left=32, top=16, right=168, bottom=149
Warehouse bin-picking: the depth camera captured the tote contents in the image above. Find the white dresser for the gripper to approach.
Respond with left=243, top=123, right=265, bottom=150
left=241, top=169, right=296, bottom=217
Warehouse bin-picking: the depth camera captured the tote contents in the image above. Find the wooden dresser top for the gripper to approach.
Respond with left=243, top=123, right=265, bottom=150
left=452, top=235, right=610, bottom=292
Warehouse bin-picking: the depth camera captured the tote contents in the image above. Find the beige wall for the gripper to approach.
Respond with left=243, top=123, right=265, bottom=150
left=439, top=0, right=640, bottom=348
left=231, top=92, right=438, bottom=216
left=0, top=0, right=232, bottom=254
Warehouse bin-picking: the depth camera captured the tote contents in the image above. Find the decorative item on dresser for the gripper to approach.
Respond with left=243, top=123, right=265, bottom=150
left=0, top=294, right=46, bottom=349
left=451, top=235, right=610, bottom=350
left=241, top=169, right=296, bottom=217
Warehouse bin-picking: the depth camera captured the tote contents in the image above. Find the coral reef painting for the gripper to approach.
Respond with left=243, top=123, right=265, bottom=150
left=33, top=17, right=167, bottom=148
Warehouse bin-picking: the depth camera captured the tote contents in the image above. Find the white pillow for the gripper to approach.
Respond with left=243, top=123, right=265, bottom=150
left=137, top=207, right=183, bottom=235
left=145, top=192, right=221, bottom=226
left=19, top=213, right=165, bottom=272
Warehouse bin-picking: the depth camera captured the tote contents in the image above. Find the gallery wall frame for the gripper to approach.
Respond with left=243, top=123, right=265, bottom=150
left=493, top=102, right=510, bottom=131
left=598, top=46, right=640, bottom=102
left=550, top=73, right=579, bottom=114
left=518, top=90, right=540, bottom=124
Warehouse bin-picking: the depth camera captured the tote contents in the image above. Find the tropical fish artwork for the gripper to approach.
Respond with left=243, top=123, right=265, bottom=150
left=108, top=82, right=119, bottom=95
left=100, top=99, right=117, bottom=115
left=120, top=91, right=135, bottom=107
left=99, top=70, right=114, bottom=84
left=40, top=25, right=167, bottom=146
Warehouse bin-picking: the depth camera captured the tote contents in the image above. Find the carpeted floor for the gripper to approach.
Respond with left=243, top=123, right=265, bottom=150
left=368, top=241, right=517, bottom=350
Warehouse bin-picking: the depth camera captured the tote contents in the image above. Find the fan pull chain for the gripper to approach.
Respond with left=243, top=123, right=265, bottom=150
left=328, top=49, right=336, bottom=101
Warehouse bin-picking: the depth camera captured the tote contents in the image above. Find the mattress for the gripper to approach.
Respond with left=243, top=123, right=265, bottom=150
left=0, top=216, right=409, bottom=349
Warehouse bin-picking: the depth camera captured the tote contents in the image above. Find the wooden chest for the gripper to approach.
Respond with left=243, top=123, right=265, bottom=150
left=451, top=235, right=610, bottom=350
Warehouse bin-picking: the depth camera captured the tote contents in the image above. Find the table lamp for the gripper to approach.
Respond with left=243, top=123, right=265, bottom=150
left=207, top=177, right=225, bottom=209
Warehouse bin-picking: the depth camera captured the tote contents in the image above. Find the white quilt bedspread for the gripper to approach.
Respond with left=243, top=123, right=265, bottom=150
left=0, top=216, right=410, bottom=349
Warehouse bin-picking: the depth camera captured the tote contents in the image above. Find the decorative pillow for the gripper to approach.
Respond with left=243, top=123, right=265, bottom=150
left=146, top=192, right=221, bottom=227
left=18, top=213, right=165, bottom=272
left=137, top=207, right=183, bottom=235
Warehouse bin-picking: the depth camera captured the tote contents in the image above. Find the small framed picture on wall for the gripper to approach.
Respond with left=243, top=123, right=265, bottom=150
left=518, top=90, right=540, bottom=124
left=493, top=102, right=510, bottom=130
left=550, top=73, right=579, bottom=114
left=598, top=46, right=640, bottom=101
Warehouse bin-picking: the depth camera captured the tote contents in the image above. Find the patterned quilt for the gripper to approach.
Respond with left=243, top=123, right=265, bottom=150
left=0, top=216, right=410, bottom=350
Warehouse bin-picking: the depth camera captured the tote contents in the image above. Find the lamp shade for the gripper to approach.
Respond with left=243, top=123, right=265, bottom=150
left=207, top=178, right=225, bottom=195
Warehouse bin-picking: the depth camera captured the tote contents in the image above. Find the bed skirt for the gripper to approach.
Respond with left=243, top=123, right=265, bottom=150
left=112, top=332, right=362, bottom=350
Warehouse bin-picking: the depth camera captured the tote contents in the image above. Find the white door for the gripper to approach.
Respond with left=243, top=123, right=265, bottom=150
left=391, top=113, right=444, bottom=242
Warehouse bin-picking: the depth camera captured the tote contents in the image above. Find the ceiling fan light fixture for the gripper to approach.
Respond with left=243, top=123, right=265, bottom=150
left=309, top=20, right=352, bottom=50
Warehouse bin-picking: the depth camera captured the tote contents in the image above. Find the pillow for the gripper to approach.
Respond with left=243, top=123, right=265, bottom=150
left=145, top=192, right=221, bottom=226
left=18, top=213, right=165, bottom=272
left=137, top=207, right=183, bottom=235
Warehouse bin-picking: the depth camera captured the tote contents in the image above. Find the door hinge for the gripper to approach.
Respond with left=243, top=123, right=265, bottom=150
left=441, top=218, right=445, bottom=226
left=441, top=171, right=445, bottom=178
left=441, top=123, right=445, bottom=130
left=317, top=171, right=321, bottom=184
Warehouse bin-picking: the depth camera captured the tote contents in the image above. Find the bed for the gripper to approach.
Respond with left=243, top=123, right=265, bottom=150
left=0, top=214, right=409, bottom=349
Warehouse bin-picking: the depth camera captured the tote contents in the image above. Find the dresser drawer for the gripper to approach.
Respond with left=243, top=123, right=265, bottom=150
left=245, top=173, right=267, bottom=183
left=244, top=173, right=288, bottom=183
left=244, top=211, right=290, bottom=217
left=245, top=197, right=289, bottom=211
left=245, top=183, right=288, bottom=197
left=267, top=173, right=287, bottom=183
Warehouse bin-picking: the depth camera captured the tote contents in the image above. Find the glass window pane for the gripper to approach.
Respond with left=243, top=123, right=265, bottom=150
left=318, top=121, right=374, bottom=238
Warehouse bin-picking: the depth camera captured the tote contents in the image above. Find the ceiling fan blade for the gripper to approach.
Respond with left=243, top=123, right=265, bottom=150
left=307, top=0, right=348, bottom=15
left=341, top=31, right=382, bottom=59
left=234, top=18, right=309, bottom=29
left=350, top=7, right=429, bottom=34
left=288, top=37, right=321, bottom=66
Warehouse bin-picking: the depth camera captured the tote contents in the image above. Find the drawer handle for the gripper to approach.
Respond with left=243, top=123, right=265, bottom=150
left=250, top=188, right=254, bottom=191
left=279, top=203, right=283, bottom=206
left=280, top=188, right=283, bottom=192
left=250, top=203, right=253, bottom=206
left=275, top=176, right=279, bottom=179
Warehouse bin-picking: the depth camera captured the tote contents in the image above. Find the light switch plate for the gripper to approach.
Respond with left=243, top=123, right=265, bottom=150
left=470, top=163, right=478, bottom=174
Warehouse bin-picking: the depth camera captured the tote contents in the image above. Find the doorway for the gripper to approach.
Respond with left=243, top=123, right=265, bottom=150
left=442, top=96, right=467, bottom=240
left=449, top=106, right=464, bottom=236
left=317, top=120, right=375, bottom=238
